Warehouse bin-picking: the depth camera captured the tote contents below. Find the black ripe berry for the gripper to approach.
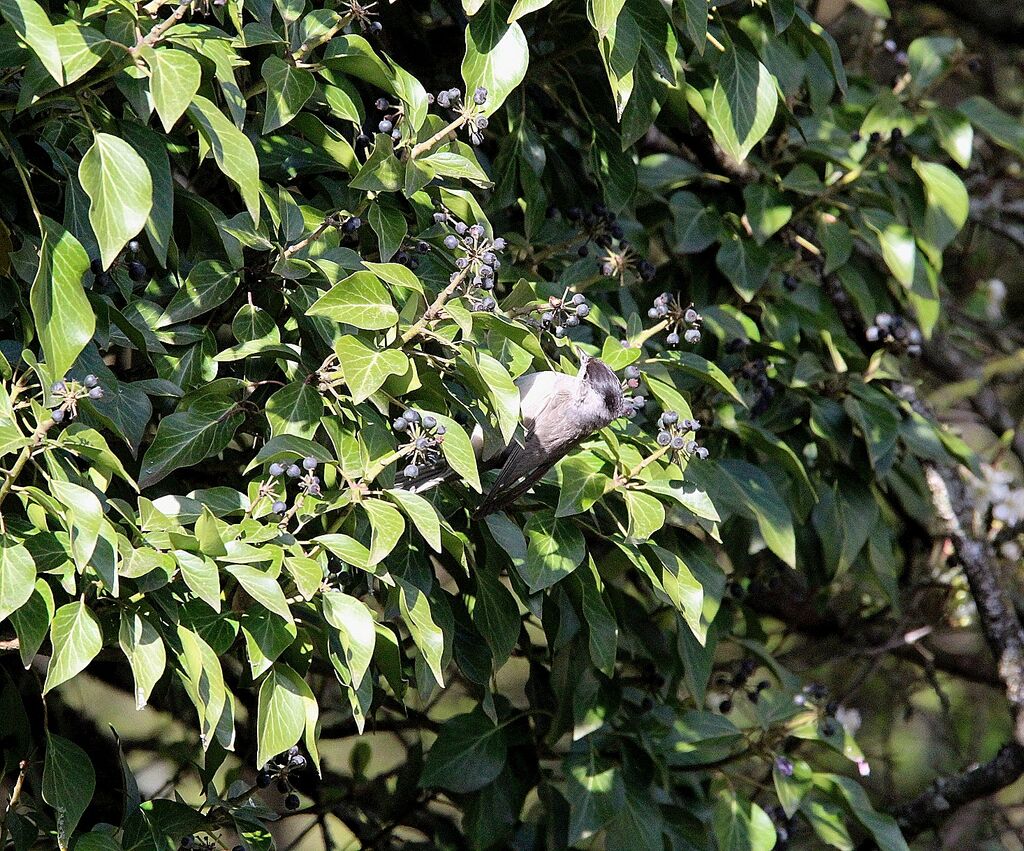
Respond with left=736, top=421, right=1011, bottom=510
left=284, top=792, right=300, bottom=810
left=90, top=258, right=104, bottom=275
left=720, top=698, right=733, bottom=714
left=256, top=770, right=271, bottom=788
left=128, top=260, right=148, bottom=283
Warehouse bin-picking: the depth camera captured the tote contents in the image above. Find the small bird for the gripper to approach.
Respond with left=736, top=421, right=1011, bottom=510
left=396, top=354, right=629, bottom=516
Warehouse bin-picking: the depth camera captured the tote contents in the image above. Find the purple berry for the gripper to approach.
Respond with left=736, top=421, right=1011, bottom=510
left=302, top=456, right=317, bottom=471
left=273, top=500, right=287, bottom=514
left=286, top=464, right=301, bottom=478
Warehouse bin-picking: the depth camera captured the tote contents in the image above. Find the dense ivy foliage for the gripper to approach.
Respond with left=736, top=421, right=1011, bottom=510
left=0, top=0, right=1022, bottom=848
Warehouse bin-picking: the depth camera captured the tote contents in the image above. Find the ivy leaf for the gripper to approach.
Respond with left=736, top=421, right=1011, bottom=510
left=159, top=260, right=240, bottom=327
left=706, top=44, right=778, bottom=163
left=524, top=510, right=586, bottom=591
left=420, top=709, right=508, bottom=793
left=188, top=95, right=262, bottom=224
left=0, top=536, right=36, bottom=622
left=323, top=591, right=376, bottom=689
left=713, top=789, right=777, bottom=851
left=174, top=550, right=222, bottom=612
left=118, top=611, right=167, bottom=710
left=266, top=381, right=324, bottom=439
left=78, top=133, right=153, bottom=270
left=9, top=578, right=54, bottom=669
left=226, top=564, right=293, bottom=625
left=139, top=398, right=244, bottom=489
left=0, top=0, right=63, bottom=83
left=333, top=335, right=409, bottom=403
left=397, top=578, right=447, bottom=687
left=461, top=0, right=529, bottom=116
left=386, top=489, right=442, bottom=552
left=669, top=191, right=719, bottom=254
left=680, top=0, right=708, bottom=52
left=308, top=271, right=399, bottom=330
left=50, top=479, right=102, bottom=571
left=42, top=734, right=95, bottom=849
left=262, top=55, right=315, bottom=133
left=146, top=47, right=202, bottom=133
left=30, top=218, right=95, bottom=382
left=43, top=601, right=103, bottom=693
left=662, top=350, right=746, bottom=405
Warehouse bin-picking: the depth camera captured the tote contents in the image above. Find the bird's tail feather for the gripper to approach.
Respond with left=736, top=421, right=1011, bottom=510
left=394, top=459, right=454, bottom=494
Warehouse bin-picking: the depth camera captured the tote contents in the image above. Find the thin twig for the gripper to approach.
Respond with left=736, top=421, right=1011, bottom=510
left=131, top=0, right=193, bottom=55
left=399, top=266, right=472, bottom=344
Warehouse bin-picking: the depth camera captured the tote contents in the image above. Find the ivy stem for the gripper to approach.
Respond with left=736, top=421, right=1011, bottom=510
left=0, top=415, right=57, bottom=532
left=293, top=13, right=353, bottom=62
left=131, top=0, right=193, bottom=55
left=0, top=760, right=28, bottom=848
left=399, top=266, right=473, bottom=344
left=409, top=114, right=469, bottom=160
left=607, top=444, right=672, bottom=492
left=284, top=216, right=337, bottom=258
left=0, top=127, right=41, bottom=225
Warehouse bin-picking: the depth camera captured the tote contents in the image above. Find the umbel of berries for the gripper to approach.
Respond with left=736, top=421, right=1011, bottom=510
left=433, top=212, right=506, bottom=307
left=393, top=410, right=446, bottom=481
left=50, top=373, right=104, bottom=424
left=650, top=294, right=702, bottom=347
left=619, top=365, right=646, bottom=418
left=865, top=312, right=922, bottom=356
left=655, top=411, right=709, bottom=461
left=256, top=745, right=306, bottom=811
left=535, top=291, right=590, bottom=339
left=434, top=86, right=489, bottom=145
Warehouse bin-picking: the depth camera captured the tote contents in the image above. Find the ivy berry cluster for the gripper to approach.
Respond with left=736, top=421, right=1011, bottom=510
left=865, top=312, right=922, bottom=356
left=50, top=374, right=104, bottom=424
left=374, top=97, right=405, bottom=143
left=256, top=745, right=306, bottom=810
left=431, top=85, right=489, bottom=144
left=434, top=212, right=506, bottom=308
left=393, top=410, right=445, bottom=478
left=712, top=658, right=771, bottom=713
left=655, top=411, right=709, bottom=461
left=267, top=455, right=322, bottom=514
left=620, top=365, right=646, bottom=418
left=566, top=204, right=656, bottom=282
left=534, top=291, right=590, bottom=338
left=179, top=835, right=243, bottom=851
left=649, top=294, right=702, bottom=347
left=90, top=239, right=148, bottom=292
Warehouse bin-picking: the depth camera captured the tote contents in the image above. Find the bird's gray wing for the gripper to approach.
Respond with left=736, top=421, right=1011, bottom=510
left=473, top=383, right=584, bottom=517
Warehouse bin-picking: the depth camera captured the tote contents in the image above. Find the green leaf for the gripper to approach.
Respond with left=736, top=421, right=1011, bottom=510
left=743, top=184, right=792, bottom=245
left=308, top=270, right=399, bottom=330
left=78, top=133, right=153, bottom=270
left=507, top=0, right=553, bottom=21
left=718, top=460, right=796, bottom=567
left=9, top=578, right=53, bottom=669
left=706, top=44, right=778, bottom=163
left=471, top=566, right=520, bottom=669
left=323, top=591, right=376, bottom=688
left=959, top=96, right=1024, bottom=158
left=930, top=106, right=973, bottom=169
left=431, top=413, right=481, bottom=491
left=680, top=0, right=708, bottom=52
left=461, top=0, right=529, bottom=116
left=50, top=479, right=102, bottom=572
left=146, top=47, right=202, bottom=133
left=176, top=625, right=228, bottom=750
left=159, top=260, right=240, bottom=327
left=175, top=550, right=222, bottom=612
left=829, top=776, right=909, bottom=851
left=397, top=578, right=446, bottom=687
left=42, top=734, right=95, bottom=849
left=420, top=709, right=508, bottom=793
left=669, top=191, right=719, bottom=254
left=0, top=536, right=36, bottom=623
left=139, top=398, right=244, bottom=489
left=257, top=664, right=318, bottom=768
left=555, top=453, right=611, bottom=517
left=367, top=200, right=407, bottom=262
left=226, top=564, right=293, bottom=625
left=713, top=788, right=778, bottom=851
left=624, top=489, right=665, bottom=541
left=386, top=489, right=442, bottom=552
left=589, top=0, right=626, bottom=39
left=861, top=209, right=915, bottom=287
left=524, top=510, right=586, bottom=591
left=663, top=351, right=746, bottom=405
left=266, top=381, right=324, bottom=439
left=43, top=600, right=103, bottom=693
left=262, top=55, right=315, bottom=133
left=0, top=0, right=62, bottom=83
left=912, top=158, right=968, bottom=263
left=119, top=611, right=167, bottom=710
left=241, top=607, right=297, bottom=677
left=54, top=21, right=106, bottom=84
left=188, top=95, right=262, bottom=224
left=716, top=233, right=771, bottom=301
left=30, top=218, right=95, bottom=381
left=332, top=335, right=408, bottom=404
